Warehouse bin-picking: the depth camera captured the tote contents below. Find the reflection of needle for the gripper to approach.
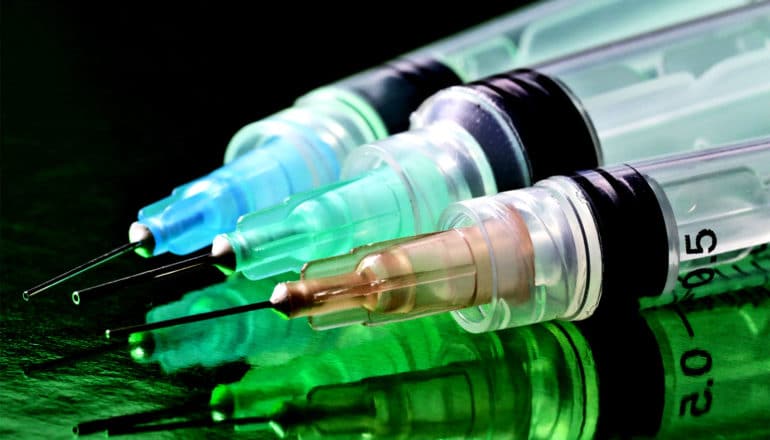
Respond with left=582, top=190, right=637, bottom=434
left=21, top=342, right=126, bottom=376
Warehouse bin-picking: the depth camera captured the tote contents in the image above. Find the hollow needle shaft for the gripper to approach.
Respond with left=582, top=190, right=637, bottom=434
left=104, top=270, right=375, bottom=339
left=105, top=300, right=279, bottom=340
left=71, top=252, right=219, bottom=305
left=71, top=241, right=235, bottom=305
left=23, top=241, right=146, bottom=301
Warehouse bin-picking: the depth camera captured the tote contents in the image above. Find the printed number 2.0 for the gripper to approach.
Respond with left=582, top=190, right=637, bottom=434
left=678, top=349, right=714, bottom=417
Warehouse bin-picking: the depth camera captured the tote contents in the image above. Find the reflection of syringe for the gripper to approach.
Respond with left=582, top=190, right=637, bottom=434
left=108, top=138, right=770, bottom=338
left=128, top=273, right=304, bottom=373
left=25, top=0, right=737, bottom=299
left=78, top=286, right=770, bottom=439
left=77, top=2, right=770, bottom=304
left=130, top=278, right=467, bottom=373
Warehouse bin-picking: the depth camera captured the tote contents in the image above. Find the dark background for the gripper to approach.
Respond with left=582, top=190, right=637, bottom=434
left=0, top=1, right=528, bottom=438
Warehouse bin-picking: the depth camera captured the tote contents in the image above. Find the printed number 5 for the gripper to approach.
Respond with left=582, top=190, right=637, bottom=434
left=685, top=229, right=717, bottom=255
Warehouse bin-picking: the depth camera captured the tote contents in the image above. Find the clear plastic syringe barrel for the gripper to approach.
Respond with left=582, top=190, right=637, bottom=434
left=451, top=140, right=770, bottom=332
left=341, top=0, right=750, bottom=84
left=630, top=140, right=770, bottom=306
left=539, top=2, right=770, bottom=165
left=137, top=0, right=748, bottom=256
left=304, top=140, right=770, bottom=333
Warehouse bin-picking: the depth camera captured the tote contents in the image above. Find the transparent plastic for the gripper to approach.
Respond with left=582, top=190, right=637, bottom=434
left=631, top=140, right=770, bottom=306
left=303, top=177, right=601, bottom=332
left=220, top=121, right=497, bottom=280
left=450, top=141, right=770, bottom=332
left=137, top=96, right=375, bottom=256
left=133, top=0, right=748, bottom=256
left=299, top=140, right=770, bottom=333
left=354, top=0, right=750, bottom=83
left=209, top=320, right=597, bottom=440
left=442, top=178, right=604, bottom=334
left=541, top=2, right=770, bottom=165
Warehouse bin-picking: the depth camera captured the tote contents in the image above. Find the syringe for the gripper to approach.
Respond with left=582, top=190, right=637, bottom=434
left=103, top=137, right=770, bottom=338
left=78, top=286, right=770, bottom=439
left=130, top=274, right=466, bottom=373
left=25, top=0, right=738, bottom=299
left=133, top=243, right=763, bottom=373
left=79, top=1, right=770, bottom=301
left=292, top=139, right=770, bottom=332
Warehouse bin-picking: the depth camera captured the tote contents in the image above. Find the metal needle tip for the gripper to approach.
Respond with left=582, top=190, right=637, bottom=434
left=22, top=241, right=145, bottom=300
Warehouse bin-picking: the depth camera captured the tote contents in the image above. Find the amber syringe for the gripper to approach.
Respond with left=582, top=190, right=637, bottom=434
left=106, top=137, right=770, bottom=338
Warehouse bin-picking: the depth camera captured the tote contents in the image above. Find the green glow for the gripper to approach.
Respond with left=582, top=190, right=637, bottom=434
left=641, top=245, right=770, bottom=308
left=302, top=87, right=389, bottom=139
left=127, top=332, right=142, bottom=345
left=129, top=346, right=145, bottom=360
left=268, top=421, right=286, bottom=439
left=212, top=263, right=235, bottom=276
left=133, top=245, right=153, bottom=259
left=211, top=313, right=466, bottom=420
left=200, top=287, right=770, bottom=438
left=646, top=287, right=770, bottom=438
left=213, top=317, right=597, bottom=439
left=211, top=411, right=226, bottom=423
left=141, top=273, right=303, bottom=373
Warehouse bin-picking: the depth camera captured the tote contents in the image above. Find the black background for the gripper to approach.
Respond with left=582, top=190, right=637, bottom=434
left=1, top=1, right=529, bottom=438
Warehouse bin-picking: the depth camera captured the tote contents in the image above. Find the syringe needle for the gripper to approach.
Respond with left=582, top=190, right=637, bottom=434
left=71, top=241, right=235, bottom=304
left=70, top=251, right=222, bottom=305
left=103, top=268, right=383, bottom=340
left=23, top=241, right=146, bottom=301
left=104, top=300, right=279, bottom=340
